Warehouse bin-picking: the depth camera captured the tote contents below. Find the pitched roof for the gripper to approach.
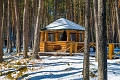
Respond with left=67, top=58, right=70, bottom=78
left=42, top=18, right=85, bottom=30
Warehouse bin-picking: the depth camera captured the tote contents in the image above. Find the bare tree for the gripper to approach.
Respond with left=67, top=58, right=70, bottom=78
left=54, top=0, right=57, bottom=20
left=83, top=0, right=90, bottom=80
left=31, top=0, right=37, bottom=49
left=66, top=0, right=70, bottom=20
left=98, top=0, right=107, bottom=80
left=0, top=0, right=3, bottom=63
left=93, top=0, right=98, bottom=61
left=23, top=0, right=29, bottom=58
left=14, top=0, right=21, bottom=53
left=115, top=0, right=120, bottom=44
left=6, top=0, right=12, bottom=53
left=33, top=0, right=43, bottom=59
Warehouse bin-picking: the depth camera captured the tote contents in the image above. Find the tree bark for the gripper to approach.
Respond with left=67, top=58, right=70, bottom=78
left=31, top=0, right=37, bottom=49
left=73, top=0, right=76, bottom=22
left=115, top=0, right=120, bottom=44
left=0, top=0, right=3, bottom=63
left=98, top=0, right=107, bottom=80
left=23, top=0, right=29, bottom=58
left=108, top=0, right=112, bottom=43
left=83, top=0, right=90, bottom=80
left=6, top=0, right=12, bottom=53
left=54, top=0, right=57, bottom=20
left=66, top=0, right=70, bottom=20
left=93, top=0, right=98, bottom=61
left=14, top=0, right=21, bottom=53
left=33, top=0, right=43, bottom=59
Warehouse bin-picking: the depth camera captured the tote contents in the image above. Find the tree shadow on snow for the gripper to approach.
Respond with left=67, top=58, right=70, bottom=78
left=19, top=67, right=82, bottom=80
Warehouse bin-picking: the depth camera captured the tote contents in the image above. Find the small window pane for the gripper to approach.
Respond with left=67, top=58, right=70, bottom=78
left=70, top=33, right=76, bottom=41
left=48, top=33, right=55, bottom=41
left=79, top=33, right=82, bottom=42
left=58, top=33, right=62, bottom=41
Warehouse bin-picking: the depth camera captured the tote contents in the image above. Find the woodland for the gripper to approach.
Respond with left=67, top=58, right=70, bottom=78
left=0, top=0, right=120, bottom=80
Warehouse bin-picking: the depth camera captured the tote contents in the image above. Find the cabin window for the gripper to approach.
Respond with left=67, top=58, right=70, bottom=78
left=58, top=31, right=67, bottom=41
left=61, top=31, right=67, bottom=41
left=48, top=33, right=55, bottom=41
left=70, top=33, right=76, bottom=41
left=58, top=33, right=62, bottom=41
left=79, top=33, right=83, bottom=42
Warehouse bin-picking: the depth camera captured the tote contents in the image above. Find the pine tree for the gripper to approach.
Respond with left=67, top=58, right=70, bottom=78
left=33, top=0, right=43, bottom=59
left=83, top=0, right=90, bottom=80
left=23, top=0, right=29, bottom=58
left=98, top=0, right=107, bottom=80
left=0, top=0, right=3, bottom=63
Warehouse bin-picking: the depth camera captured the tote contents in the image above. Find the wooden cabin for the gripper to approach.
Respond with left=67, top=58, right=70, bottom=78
left=39, top=18, right=85, bottom=54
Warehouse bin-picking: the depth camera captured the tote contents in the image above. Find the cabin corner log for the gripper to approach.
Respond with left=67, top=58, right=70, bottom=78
left=40, top=31, right=44, bottom=41
left=40, top=41, right=46, bottom=52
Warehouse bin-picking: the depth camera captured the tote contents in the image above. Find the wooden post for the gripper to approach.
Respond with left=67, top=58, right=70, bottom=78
left=40, top=31, right=44, bottom=41
left=45, top=31, right=48, bottom=41
left=67, top=30, right=70, bottom=41
left=55, top=32, right=58, bottom=41
left=76, top=33, right=78, bottom=42
left=70, top=42, right=72, bottom=56
left=108, top=43, right=114, bottom=59
left=75, top=42, right=78, bottom=53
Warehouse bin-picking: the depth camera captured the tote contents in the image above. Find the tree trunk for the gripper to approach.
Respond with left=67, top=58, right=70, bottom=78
left=0, top=0, right=3, bottom=63
left=91, top=8, right=95, bottom=42
left=115, top=0, right=120, bottom=44
left=93, top=0, right=98, bottom=61
left=31, top=0, right=37, bottom=49
left=83, top=0, right=90, bottom=80
left=7, top=0, right=12, bottom=53
left=14, top=0, right=21, bottom=53
left=23, top=0, right=29, bottom=58
left=73, top=0, right=76, bottom=22
left=54, top=0, right=57, bottom=20
left=98, top=0, right=107, bottom=80
left=108, top=0, right=112, bottom=43
left=66, top=0, right=70, bottom=20
left=70, top=0, right=74, bottom=21
left=11, top=3, right=16, bottom=48
left=33, top=0, right=43, bottom=59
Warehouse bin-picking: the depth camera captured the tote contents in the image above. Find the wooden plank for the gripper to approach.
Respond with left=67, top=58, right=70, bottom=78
left=67, top=30, right=70, bottom=41
left=70, top=43, right=73, bottom=56
left=55, top=32, right=58, bottom=41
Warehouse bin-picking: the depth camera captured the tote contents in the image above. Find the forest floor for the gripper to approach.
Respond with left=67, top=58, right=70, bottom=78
left=0, top=48, right=120, bottom=80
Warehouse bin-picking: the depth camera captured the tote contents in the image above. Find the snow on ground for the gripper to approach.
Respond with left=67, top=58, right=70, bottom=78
left=1, top=47, right=120, bottom=80
left=1, top=53, right=120, bottom=80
